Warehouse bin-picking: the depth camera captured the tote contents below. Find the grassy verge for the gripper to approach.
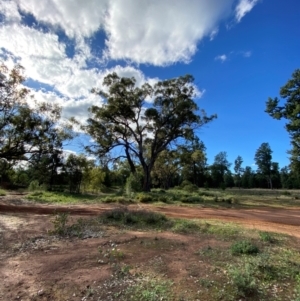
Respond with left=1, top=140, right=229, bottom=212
left=44, top=208, right=300, bottom=300
left=25, top=187, right=300, bottom=209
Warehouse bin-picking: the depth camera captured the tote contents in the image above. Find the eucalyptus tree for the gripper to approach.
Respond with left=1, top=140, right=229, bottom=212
left=179, top=137, right=207, bottom=186
left=210, top=151, right=231, bottom=188
left=234, top=155, right=244, bottom=188
left=85, top=73, right=216, bottom=191
left=0, top=63, right=72, bottom=165
left=254, top=142, right=274, bottom=189
left=265, top=69, right=300, bottom=174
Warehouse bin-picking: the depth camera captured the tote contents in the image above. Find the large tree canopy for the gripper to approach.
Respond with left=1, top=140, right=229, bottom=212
left=0, top=63, right=72, bottom=165
left=85, top=72, right=216, bottom=191
left=265, top=69, right=300, bottom=172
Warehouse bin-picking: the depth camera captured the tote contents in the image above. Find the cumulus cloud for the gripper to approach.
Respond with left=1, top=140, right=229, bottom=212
left=235, top=0, right=259, bottom=22
left=215, top=54, right=227, bottom=62
left=15, top=0, right=109, bottom=39
left=103, top=0, right=234, bottom=65
left=2, top=0, right=240, bottom=66
left=0, top=0, right=257, bottom=124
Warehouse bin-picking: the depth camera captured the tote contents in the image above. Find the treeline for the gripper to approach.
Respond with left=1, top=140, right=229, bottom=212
left=1, top=63, right=300, bottom=192
left=1, top=140, right=299, bottom=192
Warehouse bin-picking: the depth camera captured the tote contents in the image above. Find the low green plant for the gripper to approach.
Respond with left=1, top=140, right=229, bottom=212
left=124, top=278, right=173, bottom=301
left=292, top=275, right=300, bottom=301
left=230, top=240, right=259, bottom=255
left=181, top=195, right=203, bottom=203
left=137, top=193, right=155, bottom=203
left=28, top=180, right=40, bottom=191
left=50, top=212, right=70, bottom=236
left=100, top=208, right=168, bottom=229
left=228, top=262, right=258, bottom=297
left=172, top=219, right=201, bottom=233
left=259, top=231, right=275, bottom=243
left=182, top=183, right=199, bottom=193
left=0, top=188, right=6, bottom=196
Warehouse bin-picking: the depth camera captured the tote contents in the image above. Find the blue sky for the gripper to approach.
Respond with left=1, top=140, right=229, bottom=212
left=1, top=0, right=299, bottom=170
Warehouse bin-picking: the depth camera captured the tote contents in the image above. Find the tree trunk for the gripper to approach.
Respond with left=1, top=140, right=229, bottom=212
left=142, top=166, right=151, bottom=192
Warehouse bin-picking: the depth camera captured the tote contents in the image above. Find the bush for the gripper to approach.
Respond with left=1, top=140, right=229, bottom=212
left=230, top=240, right=259, bottom=255
left=259, top=231, right=275, bottom=243
left=125, top=173, right=142, bottom=196
left=28, top=180, right=40, bottom=191
left=172, top=220, right=201, bottom=233
left=137, top=193, right=155, bottom=203
left=182, top=184, right=199, bottom=193
left=100, top=208, right=168, bottom=228
left=181, top=195, right=203, bottom=204
left=228, top=263, right=258, bottom=297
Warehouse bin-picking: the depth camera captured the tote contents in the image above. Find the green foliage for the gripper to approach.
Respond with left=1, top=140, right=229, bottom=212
left=228, top=262, right=258, bottom=297
left=26, top=191, right=98, bottom=204
left=182, top=183, right=199, bottom=193
left=181, top=195, right=203, bottom=203
left=124, top=278, right=173, bottom=301
left=0, top=63, right=73, bottom=165
left=85, top=72, right=216, bottom=191
left=125, top=173, right=142, bottom=195
left=100, top=208, right=168, bottom=228
left=136, top=193, right=155, bottom=203
left=266, top=69, right=300, bottom=174
left=172, top=219, right=201, bottom=233
left=230, top=240, right=259, bottom=255
left=259, top=231, right=275, bottom=243
left=50, top=212, right=70, bottom=236
left=28, top=180, right=40, bottom=191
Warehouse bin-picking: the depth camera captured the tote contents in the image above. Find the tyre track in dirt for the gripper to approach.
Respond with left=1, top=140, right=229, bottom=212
left=1, top=198, right=300, bottom=238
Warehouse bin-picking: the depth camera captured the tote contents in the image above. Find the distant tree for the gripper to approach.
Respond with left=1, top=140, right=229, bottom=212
left=210, top=151, right=231, bottom=188
left=152, top=149, right=181, bottom=189
left=28, top=150, right=64, bottom=190
left=179, top=137, right=207, bottom=187
left=224, top=170, right=235, bottom=188
left=254, top=143, right=274, bottom=189
left=0, top=63, right=73, bottom=165
left=65, top=154, right=90, bottom=193
left=85, top=72, right=216, bottom=191
left=241, top=166, right=255, bottom=188
left=265, top=69, right=300, bottom=174
left=234, top=155, right=244, bottom=188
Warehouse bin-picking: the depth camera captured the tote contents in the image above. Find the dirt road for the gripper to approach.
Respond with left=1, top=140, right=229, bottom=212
left=1, top=196, right=300, bottom=237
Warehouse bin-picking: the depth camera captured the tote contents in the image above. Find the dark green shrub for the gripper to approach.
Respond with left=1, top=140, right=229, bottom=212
left=182, top=196, right=203, bottom=203
left=259, top=231, right=275, bottom=243
left=137, top=193, right=155, bottom=203
left=230, top=240, right=259, bottom=255
left=182, top=184, right=198, bottom=193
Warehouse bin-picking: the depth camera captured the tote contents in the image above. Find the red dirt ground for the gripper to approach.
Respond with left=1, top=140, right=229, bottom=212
left=1, top=194, right=300, bottom=300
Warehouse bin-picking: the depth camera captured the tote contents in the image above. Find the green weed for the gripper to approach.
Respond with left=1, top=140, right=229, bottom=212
left=259, top=231, right=275, bottom=243
left=228, top=262, right=258, bottom=297
left=124, top=278, right=173, bottom=301
left=230, top=240, right=259, bottom=255
left=99, top=208, right=168, bottom=229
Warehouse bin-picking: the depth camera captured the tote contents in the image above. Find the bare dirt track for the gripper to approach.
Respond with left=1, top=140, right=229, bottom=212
left=1, top=194, right=300, bottom=301
left=1, top=195, right=300, bottom=238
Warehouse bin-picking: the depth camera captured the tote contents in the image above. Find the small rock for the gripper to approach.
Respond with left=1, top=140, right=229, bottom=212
left=37, top=289, right=44, bottom=296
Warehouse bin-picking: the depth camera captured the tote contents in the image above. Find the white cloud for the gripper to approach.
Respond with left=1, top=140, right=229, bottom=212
left=1, top=0, right=258, bottom=67
left=242, top=51, right=252, bottom=57
left=0, top=0, right=256, bottom=125
left=15, top=0, right=109, bottom=39
left=235, top=0, right=259, bottom=23
left=209, top=28, right=219, bottom=41
left=215, top=54, right=227, bottom=62
left=0, top=0, right=21, bottom=23
left=103, top=0, right=235, bottom=65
